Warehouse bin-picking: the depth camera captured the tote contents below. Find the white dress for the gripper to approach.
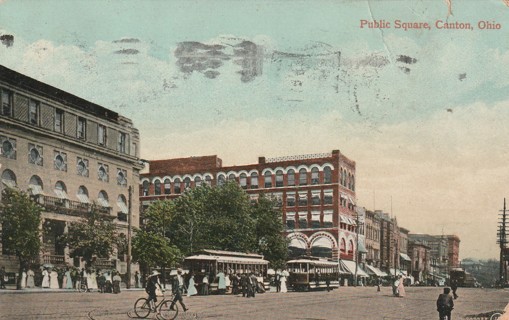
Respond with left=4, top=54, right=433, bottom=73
left=280, top=275, right=287, bottom=293
left=187, top=276, right=198, bottom=296
left=41, top=270, right=50, bottom=288
left=21, top=271, right=27, bottom=289
left=88, top=272, right=98, bottom=290
left=49, top=271, right=59, bottom=289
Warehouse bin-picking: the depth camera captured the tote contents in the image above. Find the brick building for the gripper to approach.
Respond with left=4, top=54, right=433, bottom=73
left=0, top=65, right=143, bottom=275
left=139, top=150, right=360, bottom=262
left=379, top=213, right=401, bottom=275
left=408, top=240, right=430, bottom=282
left=364, top=209, right=381, bottom=268
left=446, top=234, right=461, bottom=268
left=408, top=234, right=451, bottom=282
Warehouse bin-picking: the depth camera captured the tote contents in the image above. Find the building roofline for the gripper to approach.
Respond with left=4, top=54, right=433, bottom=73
left=0, top=65, right=119, bottom=122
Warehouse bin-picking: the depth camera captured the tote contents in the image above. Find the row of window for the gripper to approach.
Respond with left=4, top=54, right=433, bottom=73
left=142, top=167, right=356, bottom=196
left=1, top=88, right=130, bottom=154
left=0, top=135, right=128, bottom=186
left=0, top=170, right=128, bottom=213
left=286, top=210, right=334, bottom=229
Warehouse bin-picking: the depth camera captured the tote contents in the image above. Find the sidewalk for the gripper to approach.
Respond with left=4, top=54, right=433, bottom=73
left=0, top=286, right=146, bottom=294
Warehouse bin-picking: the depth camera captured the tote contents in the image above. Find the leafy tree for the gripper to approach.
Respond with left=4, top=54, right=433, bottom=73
left=166, top=182, right=288, bottom=266
left=60, top=205, right=118, bottom=268
left=0, top=188, right=42, bottom=289
left=132, top=200, right=181, bottom=284
left=252, top=195, right=288, bottom=268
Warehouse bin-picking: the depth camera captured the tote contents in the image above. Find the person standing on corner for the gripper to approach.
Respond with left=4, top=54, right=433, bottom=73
left=450, top=279, right=459, bottom=299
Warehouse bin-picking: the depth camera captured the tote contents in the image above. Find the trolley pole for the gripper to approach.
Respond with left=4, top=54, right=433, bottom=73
left=498, top=198, right=507, bottom=286
left=126, top=185, right=132, bottom=289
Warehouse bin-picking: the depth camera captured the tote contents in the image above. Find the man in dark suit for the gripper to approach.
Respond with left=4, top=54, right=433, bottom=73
left=170, top=269, right=188, bottom=312
left=240, top=273, right=249, bottom=297
left=450, top=279, right=459, bottom=299
left=275, top=270, right=281, bottom=292
left=436, top=287, right=454, bottom=320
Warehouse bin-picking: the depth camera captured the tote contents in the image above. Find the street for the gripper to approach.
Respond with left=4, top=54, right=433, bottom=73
left=0, top=287, right=507, bottom=319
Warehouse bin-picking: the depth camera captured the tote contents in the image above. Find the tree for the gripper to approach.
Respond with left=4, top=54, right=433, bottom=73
left=0, top=188, right=42, bottom=290
left=60, top=205, right=118, bottom=268
left=166, top=182, right=288, bottom=266
left=252, top=195, right=288, bottom=269
left=132, top=200, right=181, bottom=284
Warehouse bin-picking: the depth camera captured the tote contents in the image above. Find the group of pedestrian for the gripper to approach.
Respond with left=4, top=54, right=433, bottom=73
left=392, top=275, right=406, bottom=297
left=274, top=269, right=288, bottom=293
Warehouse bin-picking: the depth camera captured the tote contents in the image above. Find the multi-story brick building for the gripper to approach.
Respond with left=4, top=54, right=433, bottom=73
left=408, top=240, right=430, bottom=282
left=446, top=234, right=461, bottom=268
left=408, top=234, right=451, bottom=282
left=139, top=150, right=359, bottom=262
left=0, top=65, right=143, bottom=275
left=364, top=209, right=381, bottom=268
left=399, top=227, right=411, bottom=274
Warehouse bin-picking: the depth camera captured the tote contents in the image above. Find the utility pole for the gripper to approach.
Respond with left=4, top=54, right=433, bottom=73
left=126, top=185, right=132, bottom=289
left=498, top=198, right=507, bottom=286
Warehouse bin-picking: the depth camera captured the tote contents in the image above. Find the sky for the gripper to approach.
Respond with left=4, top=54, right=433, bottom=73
left=1, top=0, right=508, bottom=260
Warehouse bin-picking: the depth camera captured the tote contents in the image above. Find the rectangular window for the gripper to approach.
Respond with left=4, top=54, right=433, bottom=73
left=286, top=192, right=295, bottom=207
left=298, top=212, right=308, bottom=229
left=29, top=100, right=39, bottom=125
left=118, top=132, right=127, bottom=153
left=98, top=124, right=106, bottom=145
left=298, top=191, right=308, bottom=206
left=311, top=211, right=321, bottom=228
left=286, top=213, right=295, bottom=230
left=311, top=191, right=321, bottom=206
left=323, top=210, right=333, bottom=228
left=77, top=117, right=86, bottom=140
left=324, top=190, right=333, bottom=205
left=54, top=109, right=64, bottom=132
left=1, top=89, right=13, bottom=117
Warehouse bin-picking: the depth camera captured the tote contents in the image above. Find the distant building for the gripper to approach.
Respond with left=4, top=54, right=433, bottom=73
left=408, top=240, right=430, bottom=282
left=446, top=235, right=461, bottom=268
left=399, top=227, right=411, bottom=274
left=364, top=209, right=381, bottom=268
left=408, top=234, right=455, bottom=282
left=139, top=150, right=360, bottom=263
left=379, top=213, right=401, bottom=275
left=0, top=65, right=142, bottom=275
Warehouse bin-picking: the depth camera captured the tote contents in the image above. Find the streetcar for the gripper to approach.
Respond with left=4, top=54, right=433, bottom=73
left=183, top=249, right=269, bottom=294
left=286, top=256, right=341, bottom=291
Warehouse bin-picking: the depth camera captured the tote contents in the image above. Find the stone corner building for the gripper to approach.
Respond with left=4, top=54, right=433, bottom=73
left=0, top=65, right=142, bottom=275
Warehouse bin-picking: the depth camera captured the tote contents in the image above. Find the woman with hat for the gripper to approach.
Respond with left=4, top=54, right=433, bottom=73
left=146, top=270, right=163, bottom=312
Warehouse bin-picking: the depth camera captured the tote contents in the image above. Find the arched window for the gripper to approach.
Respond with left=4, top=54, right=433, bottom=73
left=205, top=175, right=212, bottom=186
left=28, top=175, right=43, bottom=195
left=154, top=179, right=161, bottom=195
left=323, top=167, right=332, bottom=184
left=98, top=190, right=109, bottom=207
left=275, top=170, right=284, bottom=187
left=164, top=178, right=171, bottom=194
left=228, top=173, right=236, bottom=182
left=351, top=175, right=355, bottom=191
left=77, top=186, right=90, bottom=204
left=174, top=178, right=181, bottom=194
left=1, top=169, right=17, bottom=188
left=239, top=173, right=247, bottom=189
left=117, top=194, right=128, bottom=221
left=250, top=172, right=258, bottom=189
left=348, top=239, right=354, bottom=254
left=142, top=180, right=149, bottom=196
left=287, top=169, right=295, bottom=186
left=341, top=169, right=346, bottom=186
left=340, top=238, right=346, bottom=254
left=311, top=167, right=319, bottom=185
left=217, top=174, right=226, bottom=186
left=54, top=181, right=69, bottom=199
left=194, top=176, right=202, bottom=187
left=348, top=173, right=352, bottom=190
left=264, top=171, right=272, bottom=188
left=184, top=177, right=191, bottom=190
left=299, top=168, right=307, bottom=186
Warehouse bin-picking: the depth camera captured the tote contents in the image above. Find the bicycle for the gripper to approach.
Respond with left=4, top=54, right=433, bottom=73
left=77, top=279, right=89, bottom=293
left=490, top=312, right=503, bottom=320
left=133, top=291, right=178, bottom=320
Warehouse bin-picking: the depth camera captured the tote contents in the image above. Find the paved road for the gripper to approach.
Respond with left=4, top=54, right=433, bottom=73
left=0, top=286, right=507, bottom=319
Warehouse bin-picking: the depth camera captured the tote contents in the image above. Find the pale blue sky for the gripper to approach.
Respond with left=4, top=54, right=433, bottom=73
left=1, top=0, right=508, bottom=259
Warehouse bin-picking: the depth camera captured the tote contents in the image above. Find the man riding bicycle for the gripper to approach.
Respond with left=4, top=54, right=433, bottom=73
left=146, top=271, right=163, bottom=312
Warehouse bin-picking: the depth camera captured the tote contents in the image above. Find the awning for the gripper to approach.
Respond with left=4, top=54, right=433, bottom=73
left=357, top=241, right=368, bottom=254
left=1, top=179, right=16, bottom=188
left=348, top=196, right=356, bottom=205
left=400, top=253, right=411, bottom=261
left=76, top=193, right=91, bottom=204
left=185, top=254, right=269, bottom=265
left=54, top=189, right=69, bottom=200
left=389, top=268, right=407, bottom=276
left=117, top=201, right=128, bottom=214
left=365, top=264, right=385, bottom=277
left=339, top=215, right=357, bottom=226
left=340, top=260, right=369, bottom=277
left=29, top=184, right=44, bottom=196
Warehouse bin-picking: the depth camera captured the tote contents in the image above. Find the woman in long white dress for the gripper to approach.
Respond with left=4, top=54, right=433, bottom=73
left=65, top=269, right=73, bottom=289
left=27, top=269, right=35, bottom=288
left=41, top=268, right=50, bottom=288
left=187, top=275, right=198, bottom=296
left=50, top=269, right=59, bottom=289
left=88, top=270, right=98, bottom=290
left=280, top=270, right=288, bottom=293
left=21, top=270, right=27, bottom=289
